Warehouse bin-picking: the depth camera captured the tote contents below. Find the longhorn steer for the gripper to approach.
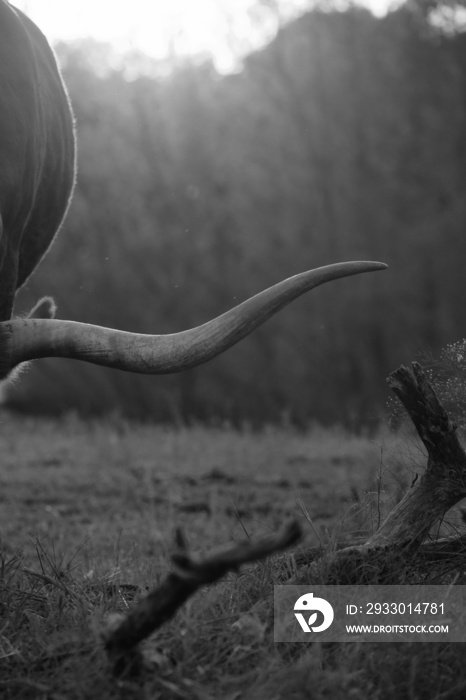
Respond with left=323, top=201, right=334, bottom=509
left=0, top=1, right=386, bottom=382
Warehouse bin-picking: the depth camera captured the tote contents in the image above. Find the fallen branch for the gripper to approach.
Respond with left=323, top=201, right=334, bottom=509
left=103, top=520, right=301, bottom=675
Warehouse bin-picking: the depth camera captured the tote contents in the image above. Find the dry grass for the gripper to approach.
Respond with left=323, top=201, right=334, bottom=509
left=1, top=412, right=463, bottom=699
left=1, top=414, right=394, bottom=566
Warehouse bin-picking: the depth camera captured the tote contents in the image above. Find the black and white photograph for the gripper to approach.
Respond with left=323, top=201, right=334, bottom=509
left=2, top=1, right=466, bottom=697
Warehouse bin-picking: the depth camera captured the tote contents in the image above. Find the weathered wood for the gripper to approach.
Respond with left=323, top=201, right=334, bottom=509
left=366, top=362, right=466, bottom=548
left=292, top=362, right=466, bottom=585
left=104, top=521, right=301, bottom=675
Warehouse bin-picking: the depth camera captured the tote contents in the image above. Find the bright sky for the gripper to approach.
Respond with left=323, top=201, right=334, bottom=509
left=12, top=0, right=398, bottom=72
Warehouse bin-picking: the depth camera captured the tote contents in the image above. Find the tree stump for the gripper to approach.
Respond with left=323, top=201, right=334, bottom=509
left=294, top=362, right=466, bottom=583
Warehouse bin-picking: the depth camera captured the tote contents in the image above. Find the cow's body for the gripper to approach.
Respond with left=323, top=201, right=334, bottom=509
left=0, top=1, right=75, bottom=321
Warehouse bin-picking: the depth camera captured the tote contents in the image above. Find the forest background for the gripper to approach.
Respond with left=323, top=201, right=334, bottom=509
left=10, top=0, right=466, bottom=429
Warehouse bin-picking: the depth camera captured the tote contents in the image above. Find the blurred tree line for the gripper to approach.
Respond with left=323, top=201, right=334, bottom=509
left=10, top=1, right=466, bottom=427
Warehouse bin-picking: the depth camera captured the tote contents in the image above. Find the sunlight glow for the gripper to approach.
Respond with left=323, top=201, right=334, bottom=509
left=12, top=0, right=397, bottom=72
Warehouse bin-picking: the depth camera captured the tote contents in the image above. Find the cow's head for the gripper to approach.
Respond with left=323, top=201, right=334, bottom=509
left=0, top=2, right=386, bottom=382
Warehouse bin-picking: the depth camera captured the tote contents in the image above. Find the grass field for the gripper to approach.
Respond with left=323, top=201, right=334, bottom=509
left=1, top=413, right=465, bottom=699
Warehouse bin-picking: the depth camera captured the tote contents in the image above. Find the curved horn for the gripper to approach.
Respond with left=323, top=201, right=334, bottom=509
left=0, top=261, right=387, bottom=377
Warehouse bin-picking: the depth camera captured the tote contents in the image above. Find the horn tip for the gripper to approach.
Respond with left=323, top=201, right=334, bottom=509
left=358, top=261, right=388, bottom=271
